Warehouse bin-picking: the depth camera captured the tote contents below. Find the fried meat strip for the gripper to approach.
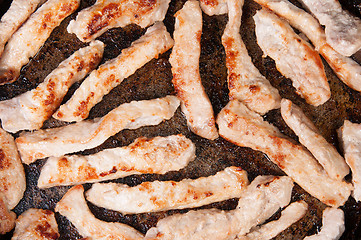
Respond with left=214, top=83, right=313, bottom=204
left=12, top=209, right=59, bottom=240
left=0, top=0, right=80, bottom=85
left=38, top=135, right=195, bottom=188
left=0, top=0, right=44, bottom=57
left=222, top=0, right=280, bottom=115
left=281, top=99, right=349, bottom=180
left=55, top=185, right=143, bottom=240
left=217, top=100, right=352, bottom=207
left=304, top=208, right=345, bottom=240
left=16, top=95, right=180, bottom=164
left=86, top=166, right=248, bottom=214
left=236, top=201, right=308, bottom=240
left=199, top=0, right=228, bottom=16
left=0, top=195, right=16, bottom=235
left=144, top=175, right=293, bottom=240
left=253, top=0, right=361, bottom=94
left=254, top=9, right=330, bottom=106
left=54, top=22, right=173, bottom=122
left=169, top=1, right=218, bottom=140
left=67, top=0, right=170, bottom=42
left=298, top=0, right=361, bottom=57
left=0, top=41, right=104, bottom=133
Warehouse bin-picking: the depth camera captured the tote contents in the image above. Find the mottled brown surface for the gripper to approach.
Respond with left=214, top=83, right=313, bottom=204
left=1, top=0, right=361, bottom=239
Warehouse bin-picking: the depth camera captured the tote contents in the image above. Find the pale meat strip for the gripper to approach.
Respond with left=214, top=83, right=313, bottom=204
left=199, top=0, right=228, bottom=16
left=16, top=95, right=180, bottom=164
left=54, top=22, right=174, bottom=122
left=55, top=185, right=143, bottom=240
left=298, top=0, right=361, bottom=57
left=304, top=208, right=345, bottom=240
left=254, top=9, right=330, bottom=106
left=11, top=209, right=59, bottom=240
left=38, top=134, right=195, bottom=188
left=67, top=0, right=170, bottom=42
left=144, top=175, right=293, bottom=240
left=0, top=0, right=80, bottom=85
left=86, top=166, right=249, bottom=214
left=281, top=99, right=349, bottom=180
left=236, top=201, right=308, bottom=240
left=0, top=0, right=44, bottom=57
left=0, top=41, right=104, bottom=133
left=338, top=120, right=361, bottom=201
left=0, top=195, right=16, bottom=234
left=253, top=0, right=361, bottom=93
left=221, top=0, right=280, bottom=115
left=169, top=1, right=218, bottom=140
left=217, top=100, right=352, bottom=207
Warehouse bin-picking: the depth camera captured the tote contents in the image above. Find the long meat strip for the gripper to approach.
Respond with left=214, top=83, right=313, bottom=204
left=222, top=0, right=280, bottom=115
left=16, top=95, right=180, bottom=164
left=55, top=185, right=143, bottom=240
left=86, top=166, right=249, bottom=214
left=67, top=0, right=170, bottom=42
left=281, top=99, right=349, bottom=180
left=0, top=41, right=104, bottom=133
left=144, top=175, right=293, bottom=240
left=54, top=22, right=174, bottom=122
left=254, top=9, right=330, bottom=106
left=169, top=0, right=218, bottom=140
left=217, top=100, right=352, bottom=207
left=0, top=0, right=80, bottom=85
left=0, top=0, right=44, bottom=57
left=253, top=0, right=361, bottom=93
left=38, top=135, right=196, bottom=188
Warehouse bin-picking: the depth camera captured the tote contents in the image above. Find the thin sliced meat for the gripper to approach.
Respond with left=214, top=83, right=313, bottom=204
left=217, top=100, right=352, bottom=207
left=16, top=95, right=180, bottom=164
left=54, top=22, right=174, bottom=122
left=236, top=201, right=308, bottom=240
left=253, top=0, right=361, bottom=94
left=254, top=9, right=330, bottom=106
left=281, top=99, right=349, bottom=180
left=304, top=208, right=345, bottom=240
left=144, top=175, right=293, bottom=240
left=86, top=166, right=249, bottom=214
left=11, top=208, right=59, bottom=240
left=199, top=0, right=228, bottom=16
left=298, top=0, right=361, bottom=56
left=0, top=0, right=80, bottom=85
left=0, top=195, right=16, bottom=235
left=0, top=41, right=104, bottom=133
left=221, top=0, right=280, bottom=115
left=55, top=185, right=143, bottom=240
left=38, top=134, right=195, bottom=188
left=0, top=0, right=44, bottom=57
left=169, top=0, right=218, bottom=140
left=67, top=0, right=170, bottom=42
left=338, top=120, right=361, bottom=201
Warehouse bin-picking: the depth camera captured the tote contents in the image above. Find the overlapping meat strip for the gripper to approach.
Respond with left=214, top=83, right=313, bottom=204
left=236, top=201, right=308, bottom=240
left=199, top=0, right=228, bottom=16
left=55, top=185, right=143, bottom=240
left=67, top=0, right=170, bottom=42
left=298, top=0, right=361, bottom=57
left=54, top=22, right=174, bottom=122
left=169, top=0, right=218, bottom=140
left=221, top=0, right=280, bottom=115
left=304, top=208, right=345, bottom=240
left=254, top=9, right=330, bottom=106
left=338, top=120, right=361, bottom=201
left=16, top=95, right=180, bottom=164
left=144, top=175, right=293, bottom=240
left=12, top=209, right=59, bottom=240
left=38, top=135, right=195, bottom=188
left=0, top=0, right=44, bottom=57
left=217, top=100, right=352, bottom=207
left=281, top=99, right=349, bottom=180
left=0, top=0, right=80, bottom=85
left=0, top=41, right=104, bottom=133
left=253, top=0, right=361, bottom=94
left=86, top=166, right=248, bottom=214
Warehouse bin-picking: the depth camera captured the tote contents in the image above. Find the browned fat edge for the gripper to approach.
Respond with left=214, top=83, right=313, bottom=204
left=200, top=0, right=219, bottom=7
left=35, top=220, right=59, bottom=240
